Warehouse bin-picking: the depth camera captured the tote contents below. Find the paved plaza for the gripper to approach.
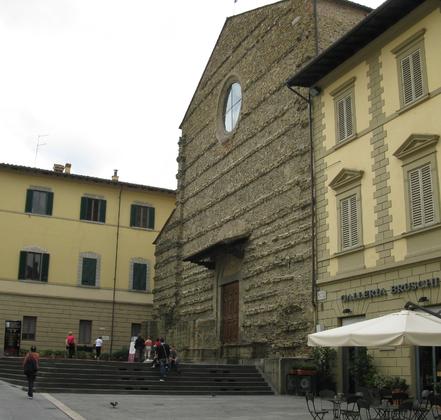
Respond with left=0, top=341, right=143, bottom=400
left=0, top=380, right=311, bottom=420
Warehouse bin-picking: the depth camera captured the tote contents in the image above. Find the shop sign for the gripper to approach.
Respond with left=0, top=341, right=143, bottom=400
left=341, top=277, right=440, bottom=302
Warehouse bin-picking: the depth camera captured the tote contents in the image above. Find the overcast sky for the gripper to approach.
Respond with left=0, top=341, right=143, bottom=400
left=0, top=0, right=382, bottom=190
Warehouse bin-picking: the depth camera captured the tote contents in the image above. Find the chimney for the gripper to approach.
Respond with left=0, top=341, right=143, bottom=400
left=53, top=163, right=64, bottom=173
left=64, top=163, right=71, bottom=174
left=112, top=169, right=119, bottom=182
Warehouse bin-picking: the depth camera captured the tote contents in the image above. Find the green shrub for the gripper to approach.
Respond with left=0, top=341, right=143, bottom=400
left=111, top=347, right=129, bottom=361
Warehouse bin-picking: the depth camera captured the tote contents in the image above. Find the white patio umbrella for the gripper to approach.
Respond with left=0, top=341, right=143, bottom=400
left=308, top=309, right=441, bottom=347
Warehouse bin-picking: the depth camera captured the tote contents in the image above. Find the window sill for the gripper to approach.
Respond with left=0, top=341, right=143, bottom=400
left=19, top=279, right=48, bottom=284
left=333, top=245, right=364, bottom=257
left=130, top=226, right=154, bottom=231
left=401, top=222, right=441, bottom=238
left=331, top=133, right=359, bottom=152
left=25, top=212, right=52, bottom=217
left=80, top=219, right=105, bottom=225
left=397, top=94, right=430, bottom=116
left=78, top=284, right=99, bottom=289
left=129, top=289, right=150, bottom=293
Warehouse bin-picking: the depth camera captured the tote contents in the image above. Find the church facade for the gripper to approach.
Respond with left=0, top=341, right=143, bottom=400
left=154, top=0, right=369, bottom=390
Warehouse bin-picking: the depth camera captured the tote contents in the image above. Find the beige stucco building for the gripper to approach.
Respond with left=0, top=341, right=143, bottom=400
left=288, top=0, right=441, bottom=395
left=0, top=163, right=175, bottom=355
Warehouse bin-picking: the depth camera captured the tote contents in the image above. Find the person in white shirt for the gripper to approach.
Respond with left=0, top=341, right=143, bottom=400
left=95, top=336, right=103, bottom=360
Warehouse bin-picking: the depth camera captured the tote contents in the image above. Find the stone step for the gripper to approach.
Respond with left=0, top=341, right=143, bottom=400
left=0, top=357, right=274, bottom=395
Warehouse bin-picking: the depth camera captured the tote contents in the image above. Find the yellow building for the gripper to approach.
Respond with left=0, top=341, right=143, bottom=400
left=0, top=163, right=175, bottom=356
left=288, top=0, right=441, bottom=395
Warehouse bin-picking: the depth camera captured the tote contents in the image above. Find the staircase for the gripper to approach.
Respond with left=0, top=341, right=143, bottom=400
left=0, top=358, right=274, bottom=395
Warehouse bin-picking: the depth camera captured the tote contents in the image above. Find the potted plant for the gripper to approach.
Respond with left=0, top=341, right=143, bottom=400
left=390, top=376, right=409, bottom=393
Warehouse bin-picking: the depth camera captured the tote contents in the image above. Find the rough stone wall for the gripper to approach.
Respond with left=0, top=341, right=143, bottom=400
left=154, top=0, right=369, bottom=359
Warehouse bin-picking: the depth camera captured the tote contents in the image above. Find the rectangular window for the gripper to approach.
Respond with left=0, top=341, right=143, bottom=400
left=22, top=316, right=37, bottom=341
left=409, top=164, right=435, bottom=229
left=80, top=197, right=106, bottom=223
left=340, top=194, right=359, bottom=250
left=132, top=263, right=147, bottom=291
left=81, top=257, right=97, bottom=286
left=131, top=323, right=141, bottom=338
left=79, top=320, right=92, bottom=344
left=393, top=30, right=427, bottom=109
left=18, top=251, right=50, bottom=282
left=400, top=48, right=424, bottom=106
left=336, top=93, right=354, bottom=142
left=130, top=205, right=155, bottom=229
left=25, top=189, right=53, bottom=215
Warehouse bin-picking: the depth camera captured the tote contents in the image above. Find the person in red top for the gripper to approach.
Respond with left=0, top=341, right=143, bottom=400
left=23, top=346, right=40, bottom=399
left=65, top=331, right=76, bottom=358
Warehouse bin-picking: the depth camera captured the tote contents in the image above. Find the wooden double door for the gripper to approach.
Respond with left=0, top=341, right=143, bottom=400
left=221, top=281, right=239, bottom=344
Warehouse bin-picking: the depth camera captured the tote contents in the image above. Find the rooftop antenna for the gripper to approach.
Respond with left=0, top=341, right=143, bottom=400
left=34, top=134, right=49, bottom=167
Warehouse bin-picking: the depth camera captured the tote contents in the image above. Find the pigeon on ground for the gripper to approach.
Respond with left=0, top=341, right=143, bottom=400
left=110, top=401, right=118, bottom=408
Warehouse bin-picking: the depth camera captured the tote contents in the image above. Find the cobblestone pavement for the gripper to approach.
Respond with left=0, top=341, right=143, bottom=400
left=1, top=380, right=312, bottom=420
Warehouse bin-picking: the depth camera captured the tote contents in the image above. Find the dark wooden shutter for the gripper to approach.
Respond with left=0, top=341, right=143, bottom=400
left=133, top=263, right=147, bottom=290
left=148, top=207, right=155, bottom=229
left=18, top=251, right=27, bottom=279
left=46, top=192, right=54, bottom=215
left=25, top=190, right=33, bottom=213
left=80, top=197, right=88, bottom=220
left=130, top=205, right=137, bottom=227
left=41, top=254, right=50, bottom=282
left=82, top=258, right=97, bottom=286
left=99, top=200, right=106, bottom=223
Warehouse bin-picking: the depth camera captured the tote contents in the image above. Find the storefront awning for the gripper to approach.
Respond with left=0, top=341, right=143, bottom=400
left=308, top=310, right=441, bottom=347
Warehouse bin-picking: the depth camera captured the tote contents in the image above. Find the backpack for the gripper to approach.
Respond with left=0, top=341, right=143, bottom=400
left=23, top=355, right=38, bottom=374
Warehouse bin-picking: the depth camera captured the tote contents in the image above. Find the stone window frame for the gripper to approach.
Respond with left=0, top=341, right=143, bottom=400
left=330, top=77, right=357, bottom=145
left=215, top=74, right=243, bottom=144
left=77, top=252, right=101, bottom=288
left=329, top=169, right=364, bottom=253
left=129, top=257, right=150, bottom=292
left=393, top=134, right=440, bottom=233
left=392, top=29, right=428, bottom=111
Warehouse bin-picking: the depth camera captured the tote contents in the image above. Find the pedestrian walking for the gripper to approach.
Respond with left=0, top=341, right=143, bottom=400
left=95, top=336, right=103, bottom=360
left=134, top=333, right=145, bottom=362
left=156, top=337, right=170, bottom=381
left=65, top=331, right=76, bottom=358
left=23, top=346, right=39, bottom=399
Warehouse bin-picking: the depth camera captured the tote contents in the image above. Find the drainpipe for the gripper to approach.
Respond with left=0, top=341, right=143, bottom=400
left=287, top=87, right=317, bottom=325
left=109, top=185, right=123, bottom=356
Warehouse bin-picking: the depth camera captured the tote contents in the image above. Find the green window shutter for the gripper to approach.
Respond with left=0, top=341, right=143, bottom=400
left=82, top=258, right=97, bottom=286
left=41, top=254, right=50, bottom=282
left=18, top=251, right=27, bottom=279
left=46, top=192, right=54, bottom=215
left=147, top=207, right=155, bottom=229
left=99, top=200, right=106, bottom=223
left=25, top=190, right=33, bottom=213
left=130, top=205, right=137, bottom=227
left=133, top=263, right=147, bottom=290
left=80, top=197, right=88, bottom=220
